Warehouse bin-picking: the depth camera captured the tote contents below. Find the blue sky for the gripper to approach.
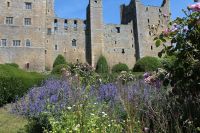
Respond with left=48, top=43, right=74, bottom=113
left=55, top=0, right=195, bottom=24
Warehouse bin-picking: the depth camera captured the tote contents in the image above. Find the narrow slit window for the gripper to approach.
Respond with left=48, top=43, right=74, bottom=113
left=72, top=39, right=76, bottom=47
left=7, top=2, right=10, bottom=7
left=122, top=49, right=125, bottom=54
left=55, top=45, right=58, bottom=50
left=64, top=19, right=68, bottom=30
left=116, top=27, right=120, bottom=33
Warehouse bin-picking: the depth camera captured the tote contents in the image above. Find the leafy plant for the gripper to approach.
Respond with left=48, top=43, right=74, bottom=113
left=133, top=56, right=162, bottom=72
left=53, top=54, right=67, bottom=68
left=51, top=64, right=68, bottom=75
left=96, top=55, right=109, bottom=74
left=112, top=63, right=129, bottom=73
left=5, top=63, right=19, bottom=68
left=154, top=6, right=200, bottom=132
left=0, top=64, right=44, bottom=106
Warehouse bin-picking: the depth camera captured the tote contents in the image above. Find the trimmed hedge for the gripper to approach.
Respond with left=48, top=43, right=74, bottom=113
left=0, top=64, right=44, bottom=106
left=53, top=55, right=67, bottom=68
left=112, top=63, right=129, bottom=73
left=5, top=63, right=19, bottom=68
left=96, top=56, right=109, bottom=73
left=133, top=56, right=162, bottom=72
left=51, top=64, right=68, bottom=75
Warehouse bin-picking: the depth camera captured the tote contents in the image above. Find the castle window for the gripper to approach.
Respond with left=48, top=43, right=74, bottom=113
left=25, top=39, right=31, bottom=47
left=72, top=39, right=76, bottom=47
left=24, top=18, right=31, bottom=25
left=1, top=39, right=7, bottom=47
left=83, top=21, right=86, bottom=30
left=47, top=28, right=51, bottom=35
left=55, top=45, right=58, bottom=50
left=122, top=49, right=125, bottom=54
left=159, top=9, right=162, bottom=13
left=64, top=19, right=68, bottom=30
left=115, top=41, right=117, bottom=44
left=74, top=20, right=77, bottom=30
left=116, top=27, right=120, bottom=33
left=6, top=17, right=13, bottom=24
left=13, top=40, right=21, bottom=46
left=146, top=7, right=148, bottom=11
left=158, top=20, right=161, bottom=23
left=26, top=63, right=30, bottom=69
left=25, top=2, right=32, bottom=9
left=151, top=46, right=153, bottom=50
left=7, top=2, right=10, bottom=7
left=45, top=50, right=47, bottom=54
left=148, top=19, right=150, bottom=23
left=95, top=0, right=98, bottom=3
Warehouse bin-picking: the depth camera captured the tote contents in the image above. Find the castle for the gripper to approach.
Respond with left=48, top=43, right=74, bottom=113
left=0, top=0, right=170, bottom=71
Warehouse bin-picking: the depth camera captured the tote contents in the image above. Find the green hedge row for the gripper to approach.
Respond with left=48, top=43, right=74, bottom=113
left=0, top=64, right=44, bottom=106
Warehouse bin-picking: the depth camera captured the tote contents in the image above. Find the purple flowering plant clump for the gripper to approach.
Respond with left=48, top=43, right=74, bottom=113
left=11, top=78, right=72, bottom=117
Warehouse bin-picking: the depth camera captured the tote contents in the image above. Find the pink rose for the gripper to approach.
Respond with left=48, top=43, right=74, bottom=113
left=188, top=3, right=200, bottom=12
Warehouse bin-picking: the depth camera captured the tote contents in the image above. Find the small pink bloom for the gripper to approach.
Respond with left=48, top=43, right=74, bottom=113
left=188, top=3, right=200, bottom=12
left=163, top=13, right=168, bottom=17
left=163, top=28, right=170, bottom=36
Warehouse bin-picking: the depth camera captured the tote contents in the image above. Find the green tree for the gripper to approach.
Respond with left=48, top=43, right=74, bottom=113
left=133, top=56, right=162, bottom=72
left=96, top=56, right=109, bottom=73
left=53, top=55, right=67, bottom=68
left=112, top=63, right=129, bottom=73
left=155, top=7, right=200, bottom=132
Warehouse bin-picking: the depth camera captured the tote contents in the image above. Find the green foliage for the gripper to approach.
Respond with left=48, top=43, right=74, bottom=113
left=96, top=55, right=109, bottom=73
left=44, top=103, right=124, bottom=133
left=53, top=54, right=67, bottom=68
left=133, top=56, right=162, bottom=72
left=0, top=64, right=44, bottom=106
left=51, top=64, right=68, bottom=75
left=112, top=63, right=129, bottom=73
left=5, top=63, right=19, bottom=68
left=155, top=9, right=200, bottom=132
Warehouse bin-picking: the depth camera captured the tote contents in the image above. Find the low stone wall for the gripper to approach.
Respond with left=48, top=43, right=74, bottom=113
left=0, top=47, right=45, bottom=72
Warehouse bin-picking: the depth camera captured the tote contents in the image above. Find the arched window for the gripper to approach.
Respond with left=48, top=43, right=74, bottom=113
left=26, top=39, right=31, bottom=46
left=72, top=39, right=76, bottom=47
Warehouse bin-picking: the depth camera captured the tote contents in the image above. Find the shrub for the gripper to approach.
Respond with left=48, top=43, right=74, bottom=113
left=112, top=63, right=129, bottom=73
left=51, top=64, right=68, bottom=75
left=0, top=64, right=44, bottom=106
left=5, top=63, right=19, bottom=68
left=133, top=56, right=162, bottom=72
left=53, top=55, right=67, bottom=68
left=96, top=55, right=109, bottom=73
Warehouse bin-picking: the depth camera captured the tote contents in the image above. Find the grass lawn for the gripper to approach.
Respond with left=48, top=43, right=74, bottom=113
left=0, top=106, right=27, bottom=133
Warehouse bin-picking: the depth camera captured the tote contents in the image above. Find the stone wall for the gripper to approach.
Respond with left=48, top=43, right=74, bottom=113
left=0, top=47, right=45, bottom=71
left=0, top=0, right=170, bottom=71
left=103, top=22, right=136, bottom=69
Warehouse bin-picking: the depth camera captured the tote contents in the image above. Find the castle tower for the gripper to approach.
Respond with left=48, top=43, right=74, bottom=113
left=46, top=0, right=55, bottom=16
left=87, top=0, right=104, bottom=67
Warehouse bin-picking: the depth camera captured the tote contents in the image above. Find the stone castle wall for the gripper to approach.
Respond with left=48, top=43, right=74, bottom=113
left=0, top=0, right=170, bottom=71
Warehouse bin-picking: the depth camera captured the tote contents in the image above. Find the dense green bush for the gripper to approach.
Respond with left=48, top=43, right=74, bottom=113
left=96, top=55, right=109, bottom=73
left=133, top=56, right=162, bottom=72
left=5, top=63, right=19, bottom=68
left=51, top=64, right=68, bottom=75
left=53, top=55, right=67, bottom=68
left=112, top=63, right=129, bottom=73
left=0, top=64, right=44, bottom=106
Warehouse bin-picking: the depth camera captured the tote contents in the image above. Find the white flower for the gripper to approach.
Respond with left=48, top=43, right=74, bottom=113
left=67, top=107, right=72, bottom=110
left=91, top=113, right=95, bottom=116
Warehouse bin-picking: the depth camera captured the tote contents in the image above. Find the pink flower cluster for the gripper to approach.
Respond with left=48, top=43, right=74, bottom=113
left=143, top=73, right=161, bottom=89
left=188, top=2, right=200, bottom=12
